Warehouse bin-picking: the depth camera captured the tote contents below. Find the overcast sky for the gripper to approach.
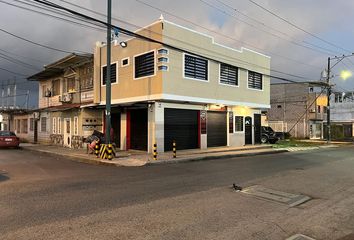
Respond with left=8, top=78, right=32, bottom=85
left=0, top=0, right=354, bottom=108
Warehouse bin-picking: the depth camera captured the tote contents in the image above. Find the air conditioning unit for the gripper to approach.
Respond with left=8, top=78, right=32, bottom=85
left=44, top=89, right=51, bottom=97
left=59, top=93, right=72, bottom=103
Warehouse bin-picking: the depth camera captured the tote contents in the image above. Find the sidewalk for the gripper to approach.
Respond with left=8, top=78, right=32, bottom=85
left=20, top=143, right=288, bottom=167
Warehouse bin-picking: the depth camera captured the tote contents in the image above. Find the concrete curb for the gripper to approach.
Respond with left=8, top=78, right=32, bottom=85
left=22, top=147, right=118, bottom=167
left=146, top=149, right=289, bottom=166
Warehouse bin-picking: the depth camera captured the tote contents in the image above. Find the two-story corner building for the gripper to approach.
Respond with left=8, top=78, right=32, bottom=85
left=267, top=83, right=327, bottom=139
left=329, top=91, right=354, bottom=140
left=28, top=53, right=102, bottom=148
left=92, top=19, right=271, bottom=153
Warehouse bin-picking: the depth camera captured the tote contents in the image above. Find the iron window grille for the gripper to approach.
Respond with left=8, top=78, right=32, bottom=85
left=248, top=71, right=263, bottom=90
left=102, top=63, right=117, bottom=85
left=134, top=51, right=155, bottom=79
left=235, top=116, right=244, bottom=132
left=220, top=63, right=238, bottom=86
left=184, top=54, right=208, bottom=81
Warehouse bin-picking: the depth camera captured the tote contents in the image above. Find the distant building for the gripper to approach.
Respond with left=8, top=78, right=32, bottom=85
left=267, top=82, right=327, bottom=139
left=329, top=91, right=354, bottom=140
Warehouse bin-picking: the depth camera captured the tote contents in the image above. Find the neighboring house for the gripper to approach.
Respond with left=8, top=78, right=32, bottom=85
left=267, top=82, right=327, bottom=139
left=0, top=109, right=34, bottom=142
left=92, top=18, right=271, bottom=153
left=28, top=53, right=102, bottom=148
left=329, top=91, right=354, bottom=140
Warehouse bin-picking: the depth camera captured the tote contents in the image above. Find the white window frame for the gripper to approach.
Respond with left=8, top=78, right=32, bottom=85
left=57, top=117, right=61, bottom=134
left=157, top=48, right=169, bottom=55
left=121, top=57, right=130, bottom=67
left=158, top=56, right=169, bottom=63
left=234, top=116, right=244, bottom=133
left=101, top=61, right=119, bottom=86
left=74, top=116, right=79, bottom=136
left=40, top=117, right=47, bottom=133
left=52, top=117, right=57, bottom=134
left=182, top=53, right=209, bottom=82
left=247, top=70, right=264, bottom=91
left=158, top=65, right=169, bottom=72
left=133, top=50, right=156, bottom=80
left=218, top=63, right=240, bottom=88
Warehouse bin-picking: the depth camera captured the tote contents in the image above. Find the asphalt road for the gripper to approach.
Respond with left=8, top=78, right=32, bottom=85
left=1, top=147, right=354, bottom=239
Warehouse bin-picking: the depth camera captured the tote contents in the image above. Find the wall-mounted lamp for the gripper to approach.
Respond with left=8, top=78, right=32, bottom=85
left=119, top=41, right=128, bottom=48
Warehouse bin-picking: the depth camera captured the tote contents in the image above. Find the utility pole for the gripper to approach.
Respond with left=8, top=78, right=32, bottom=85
left=326, top=57, right=331, bottom=143
left=7, top=80, right=10, bottom=108
left=1, top=83, right=4, bottom=109
left=26, top=90, right=30, bottom=110
left=13, top=78, right=17, bottom=109
left=105, top=0, right=112, bottom=144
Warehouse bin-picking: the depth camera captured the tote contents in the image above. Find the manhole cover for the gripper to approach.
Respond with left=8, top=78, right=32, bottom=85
left=286, top=234, right=316, bottom=240
left=241, top=185, right=311, bottom=207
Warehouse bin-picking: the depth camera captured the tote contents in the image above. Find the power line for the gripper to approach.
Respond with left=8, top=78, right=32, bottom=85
left=0, top=27, right=73, bottom=54
left=199, top=0, right=337, bottom=56
left=287, top=86, right=328, bottom=133
left=211, top=0, right=341, bottom=56
left=0, top=67, right=28, bottom=77
left=23, top=0, right=311, bottom=82
left=1, top=0, right=106, bottom=33
left=245, top=0, right=352, bottom=53
left=55, top=0, right=318, bottom=80
left=135, top=0, right=323, bottom=70
left=0, top=48, right=46, bottom=64
left=0, top=52, right=40, bottom=71
left=32, top=0, right=320, bottom=85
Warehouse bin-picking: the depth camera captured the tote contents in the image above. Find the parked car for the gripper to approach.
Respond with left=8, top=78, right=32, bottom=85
left=261, top=126, right=279, bottom=144
left=0, top=131, right=20, bottom=148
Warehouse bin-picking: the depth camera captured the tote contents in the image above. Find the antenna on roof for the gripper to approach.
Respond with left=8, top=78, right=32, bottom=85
left=159, top=14, right=164, bottom=21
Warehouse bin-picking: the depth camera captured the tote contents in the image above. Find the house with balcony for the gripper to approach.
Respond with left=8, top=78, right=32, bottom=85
left=28, top=53, right=102, bottom=148
left=92, top=18, right=271, bottom=153
left=267, top=82, right=327, bottom=139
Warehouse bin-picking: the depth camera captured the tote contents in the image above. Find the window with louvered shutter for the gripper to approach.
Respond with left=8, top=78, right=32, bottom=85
left=134, top=51, right=155, bottom=78
left=102, top=63, right=117, bottom=85
left=235, top=116, right=244, bottom=132
left=220, top=63, right=238, bottom=86
left=248, top=71, right=263, bottom=90
left=184, top=54, right=208, bottom=81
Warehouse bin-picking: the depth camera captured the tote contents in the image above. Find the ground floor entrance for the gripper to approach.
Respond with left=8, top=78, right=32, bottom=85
left=207, top=111, right=227, bottom=147
left=164, top=108, right=199, bottom=151
left=129, top=108, right=148, bottom=151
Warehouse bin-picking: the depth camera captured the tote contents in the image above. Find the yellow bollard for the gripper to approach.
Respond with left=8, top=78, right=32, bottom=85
left=173, top=140, right=176, bottom=158
left=107, top=144, right=113, bottom=160
left=153, top=143, right=157, bottom=160
left=95, top=140, right=100, bottom=158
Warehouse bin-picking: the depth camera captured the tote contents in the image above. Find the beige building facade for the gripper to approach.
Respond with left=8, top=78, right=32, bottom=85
left=93, top=19, right=271, bottom=153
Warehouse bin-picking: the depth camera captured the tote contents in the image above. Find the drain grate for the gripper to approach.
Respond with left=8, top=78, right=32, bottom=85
left=241, top=185, right=311, bottom=207
left=286, top=234, right=316, bottom=240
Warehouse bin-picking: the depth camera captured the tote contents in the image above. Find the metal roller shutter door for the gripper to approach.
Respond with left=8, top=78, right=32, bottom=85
left=164, top=108, right=199, bottom=151
left=207, top=111, right=227, bottom=147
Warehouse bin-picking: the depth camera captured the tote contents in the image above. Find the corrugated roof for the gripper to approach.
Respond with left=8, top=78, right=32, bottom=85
left=27, top=53, right=93, bottom=81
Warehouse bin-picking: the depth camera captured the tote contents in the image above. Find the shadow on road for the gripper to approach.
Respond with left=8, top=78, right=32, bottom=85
left=0, top=173, right=9, bottom=182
